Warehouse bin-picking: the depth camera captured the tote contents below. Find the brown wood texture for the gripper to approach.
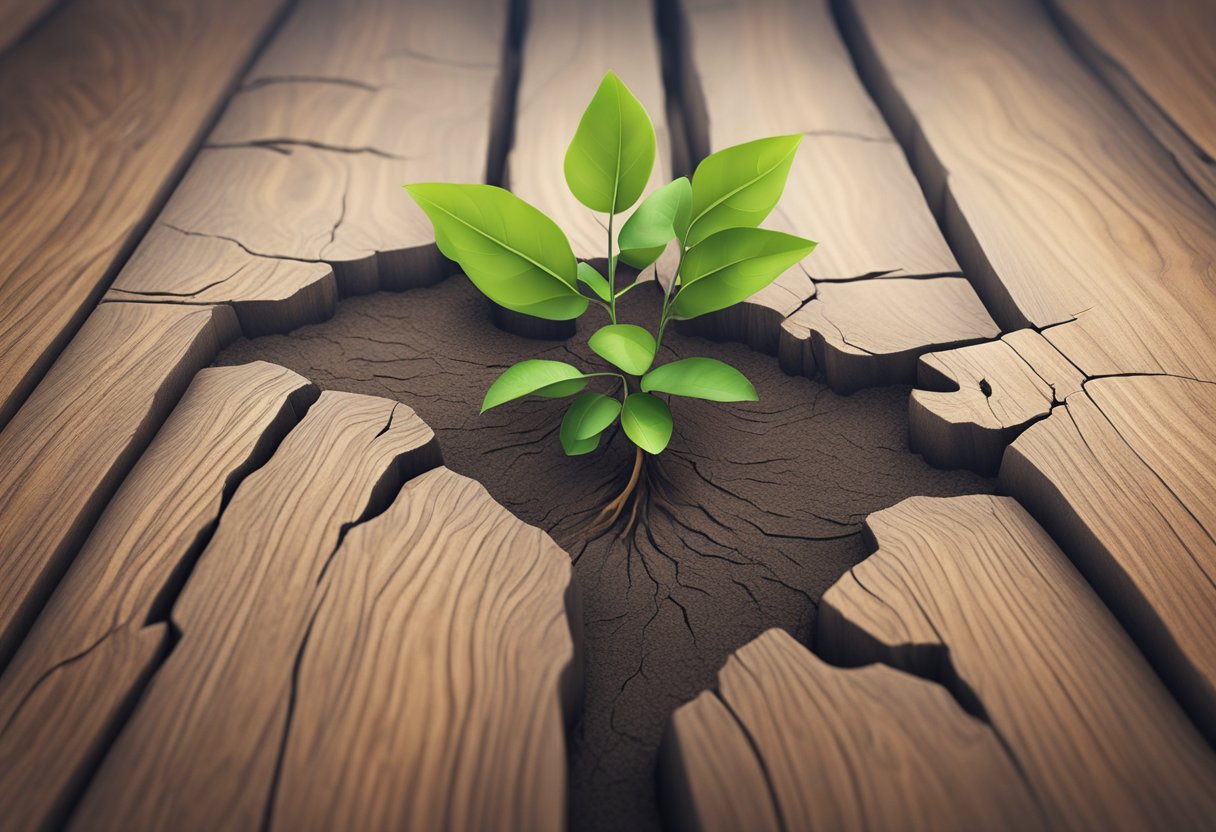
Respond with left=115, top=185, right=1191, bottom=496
left=74, top=391, right=441, bottom=829
left=820, top=494, right=1216, bottom=830
left=0, top=303, right=238, bottom=670
left=0, top=0, right=290, bottom=427
left=269, top=466, right=579, bottom=831
left=0, top=0, right=55, bottom=54
left=1002, top=376, right=1216, bottom=741
left=508, top=0, right=671, bottom=262
left=662, top=629, right=1041, bottom=832
left=0, top=362, right=315, bottom=831
left=1048, top=0, right=1216, bottom=205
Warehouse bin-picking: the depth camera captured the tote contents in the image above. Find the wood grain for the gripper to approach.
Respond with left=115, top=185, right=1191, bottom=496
left=661, top=629, right=1041, bottom=832
left=842, top=0, right=1216, bottom=381
left=270, top=466, right=579, bottom=832
left=1002, top=377, right=1216, bottom=741
left=0, top=302, right=238, bottom=671
left=508, top=0, right=671, bottom=261
left=0, top=362, right=315, bottom=831
left=779, top=277, right=998, bottom=393
left=1048, top=0, right=1216, bottom=205
left=74, top=391, right=440, bottom=830
left=0, top=0, right=55, bottom=54
left=820, top=494, right=1216, bottom=830
left=0, top=0, right=290, bottom=426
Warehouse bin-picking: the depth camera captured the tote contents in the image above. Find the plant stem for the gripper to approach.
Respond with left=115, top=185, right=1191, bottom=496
left=653, top=248, right=684, bottom=353
left=607, top=212, right=618, bottom=325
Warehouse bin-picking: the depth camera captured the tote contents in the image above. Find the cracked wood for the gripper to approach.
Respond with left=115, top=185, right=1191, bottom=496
left=820, top=494, right=1216, bottom=830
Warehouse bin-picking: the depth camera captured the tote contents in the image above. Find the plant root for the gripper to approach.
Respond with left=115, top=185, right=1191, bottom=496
left=586, top=446, right=677, bottom=540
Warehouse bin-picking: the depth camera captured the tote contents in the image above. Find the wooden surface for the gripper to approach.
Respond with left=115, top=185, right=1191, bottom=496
left=0, top=0, right=55, bottom=54
left=75, top=391, right=441, bottom=829
left=1048, top=0, right=1216, bottom=205
left=269, top=466, right=578, bottom=831
left=0, top=362, right=314, bottom=831
left=0, top=0, right=289, bottom=427
left=820, top=494, right=1216, bottom=830
left=662, top=628, right=1041, bottom=832
left=0, top=303, right=238, bottom=670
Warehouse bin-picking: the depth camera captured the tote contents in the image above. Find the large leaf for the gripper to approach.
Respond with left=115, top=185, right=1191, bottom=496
left=641, top=357, right=758, bottom=402
left=560, top=392, right=621, bottom=455
left=621, top=393, right=673, bottom=455
left=671, top=227, right=816, bottom=320
left=481, top=360, right=589, bottom=413
left=618, top=177, right=692, bottom=269
left=685, top=135, right=802, bottom=246
left=589, top=324, right=657, bottom=375
left=577, top=262, right=611, bottom=302
left=405, top=183, right=588, bottom=320
left=564, top=71, right=656, bottom=215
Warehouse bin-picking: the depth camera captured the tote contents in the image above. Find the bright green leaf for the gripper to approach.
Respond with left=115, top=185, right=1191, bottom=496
left=564, top=71, right=657, bottom=215
left=621, top=393, right=673, bottom=455
left=641, top=357, right=758, bottom=402
left=577, top=262, right=611, bottom=302
left=405, top=183, right=589, bottom=321
left=561, top=392, right=621, bottom=455
left=588, top=324, right=657, bottom=375
left=618, top=177, right=692, bottom=268
left=671, top=227, right=816, bottom=320
left=481, top=360, right=589, bottom=413
left=559, top=429, right=601, bottom=456
left=685, top=134, right=802, bottom=246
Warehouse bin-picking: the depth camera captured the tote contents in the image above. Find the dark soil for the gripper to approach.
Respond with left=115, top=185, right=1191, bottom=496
left=215, top=277, right=994, bottom=832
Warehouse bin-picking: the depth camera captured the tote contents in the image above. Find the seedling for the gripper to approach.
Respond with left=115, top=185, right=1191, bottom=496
left=406, top=72, right=815, bottom=530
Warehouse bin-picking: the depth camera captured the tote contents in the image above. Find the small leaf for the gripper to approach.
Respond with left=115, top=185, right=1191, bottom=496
left=577, top=262, right=612, bottom=302
left=671, top=227, right=816, bottom=320
left=685, top=134, right=802, bottom=246
left=405, top=183, right=588, bottom=321
left=618, top=177, right=692, bottom=268
left=564, top=72, right=657, bottom=215
left=561, top=393, right=621, bottom=456
left=641, top=357, right=758, bottom=402
left=621, top=393, right=673, bottom=455
left=588, top=324, right=657, bottom=375
left=481, top=360, right=589, bottom=413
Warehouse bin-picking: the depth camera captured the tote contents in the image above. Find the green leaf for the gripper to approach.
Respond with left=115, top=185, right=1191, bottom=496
left=685, top=134, right=802, bottom=246
left=641, top=357, right=758, bottom=402
left=671, top=227, right=816, bottom=320
left=481, top=360, right=589, bottom=413
left=564, top=71, right=657, bottom=215
left=588, top=324, right=657, bottom=375
left=561, top=392, right=621, bottom=456
left=621, top=393, right=673, bottom=455
left=577, top=262, right=611, bottom=302
left=618, top=177, right=692, bottom=268
left=405, top=183, right=589, bottom=321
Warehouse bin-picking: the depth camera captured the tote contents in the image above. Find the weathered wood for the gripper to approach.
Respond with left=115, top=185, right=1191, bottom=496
left=820, top=494, right=1216, bottom=830
left=0, top=362, right=315, bottom=831
left=0, top=0, right=290, bottom=426
left=74, top=391, right=440, bottom=830
left=842, top=0, right=1216, bottom=381
left=508, top=0, right=671, bottom=262
left=1002, top=377, right=1216, bottom=741
left=662, top=629, right=1041, bottom=832
left=269, top=466, right=579, bottom=832
left=779, top=277, right=998, bottom=393
left=0, top=303, right=238, bottom=670
left=1048, top=0, right=1216, bottom=205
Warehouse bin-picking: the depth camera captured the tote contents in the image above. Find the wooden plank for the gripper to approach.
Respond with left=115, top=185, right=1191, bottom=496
left=1048, top=0, right=1216, bottom=205
left=1002, top=377, right=1216, bottom=740
left=0, top=0, right=290, bottom=427
left=0, top=0, right=55, bottom=54
left=0, top=302, right=238, bottom=670
left=842, top=0, right=1216, bottom=381
left=820, top=494, right=1216, bottom=830
left=75, top=391, right=441, bottom=829
left=269, top=466, right=578, bottom=832
left=0, top=362, right=315, bottom=831
left=778, top=277, right=998, bottom=393
left=508, top=0, right=671, bottom=261
left=661, top=629, right=1041, bottom=832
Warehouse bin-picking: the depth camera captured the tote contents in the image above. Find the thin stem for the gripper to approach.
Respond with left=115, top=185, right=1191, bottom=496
left=653, top=247, right=684, bottom=353
left=607, top=212, right=618, bottom=325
